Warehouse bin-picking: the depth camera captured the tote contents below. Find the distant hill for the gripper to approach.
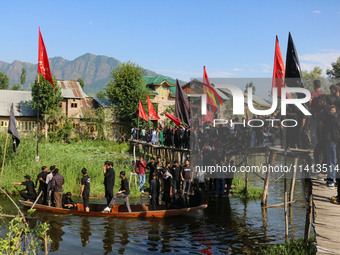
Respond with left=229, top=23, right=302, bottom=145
left=0, top=53, right=170, bottom=96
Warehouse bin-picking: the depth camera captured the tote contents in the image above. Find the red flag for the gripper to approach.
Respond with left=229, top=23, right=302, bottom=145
left=272, top=36, right=290, bottom=98
left=203, top=108, right=213, bottom=123
left=139, top=99, right=148, bottom=122
left=245, top=107, right=249, bottom=122
left=203, top=66, right=222, bottom=105
left=164, top=113, right=181, bottom=127
left=147, top=94, right=160, bottom=120
left=37, top=27, right=55, bottom=88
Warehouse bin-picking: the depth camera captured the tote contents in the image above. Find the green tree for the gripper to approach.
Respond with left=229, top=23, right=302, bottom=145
left=20, top=67, right=26, bottom=91
left=302, top=66, right=327, bottom=92
left=0, top=72, right=9, bottom=90
left=11, top=83, right=21, bottom=90
left=245, top=82, right=255, bottom=94
left=105, top=61, right=148, bottom=128
left=31, top=74, right=63, bottom=116
left=77, top=77, right=85, bottom=90
left=327, top=56, right=340, bottom=79
left=96, top=90, right=106, bottom=99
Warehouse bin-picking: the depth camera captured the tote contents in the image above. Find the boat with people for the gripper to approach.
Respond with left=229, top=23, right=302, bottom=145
left=19, top=200, right=207, bottom=218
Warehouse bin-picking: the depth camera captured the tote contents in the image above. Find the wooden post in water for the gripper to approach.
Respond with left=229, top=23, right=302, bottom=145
left=261, top=150, right=272, bottom=206
left=284, top=191, right=289, bottom=242
left=304, top=178, right=313, bottom=241
left=244, top=151, right=248, bottom=195
left=289, top=156, right=298, bottom=203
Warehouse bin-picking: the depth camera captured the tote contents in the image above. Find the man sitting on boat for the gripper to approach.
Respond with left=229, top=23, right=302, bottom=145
left=12, top=175, right=37, bottom=202
left=189, top=183, right=202, bottom=207
left=62, top=192, right=76, bottom=209
left=103, top=171, right=132, bottom=213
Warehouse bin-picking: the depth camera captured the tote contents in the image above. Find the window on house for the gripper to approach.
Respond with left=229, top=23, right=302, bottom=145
left=71, top=103, right=78, bottom=108
left=73, top=123, right=79, bottom=128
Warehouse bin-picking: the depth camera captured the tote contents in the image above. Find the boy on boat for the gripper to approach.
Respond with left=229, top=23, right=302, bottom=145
left=62, top=192, right=76, bottom=209
left=103, top=171, right=132, bottom=213
left=80, top=168, right=90, bottom=212
left=12, top=175, right=37, bottom=202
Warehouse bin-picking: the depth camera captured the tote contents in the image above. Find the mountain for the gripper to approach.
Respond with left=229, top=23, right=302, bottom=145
left=0, top=53, right=166, bottom=96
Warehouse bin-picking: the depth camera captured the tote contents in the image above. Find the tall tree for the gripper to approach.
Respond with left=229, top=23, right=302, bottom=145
left=0, top=72, right=10, bottom=90
left=31, top=74, right=63, bottom=116
left=96, top=90, right=106, bottom=99
left=77, top=77, right=85, bottom=90
left=245, top=82, right=256, bottom=94
left=326, top=56, right=340, bottom=79
left=302, top=66, right=327, bottom=92
left=105, top=61, right=148, bottom=128
left=20, top=67, right=26, bottom=91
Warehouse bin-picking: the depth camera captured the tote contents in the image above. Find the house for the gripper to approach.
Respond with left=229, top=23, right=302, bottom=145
left=145, top=76, right=177, bottom=126
left=0, top=91, right=37, bottom=133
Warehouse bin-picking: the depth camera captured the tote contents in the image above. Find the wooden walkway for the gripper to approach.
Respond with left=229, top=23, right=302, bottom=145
left=312, top=179, right=340, bottom=254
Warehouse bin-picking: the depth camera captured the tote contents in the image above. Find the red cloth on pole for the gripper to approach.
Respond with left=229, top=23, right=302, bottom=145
left=37, top=27, right=55, bottom=88
left=203, top=108, right=213, bottom=123
left=272, top=36, right=290, bottom=98
left=147, top=94, right=160, bottom=120
left=203, top=66, right=222, bottom=105
left=139, top=99, right=148, bottom=122
left=164, top=113, right=181, bottom=127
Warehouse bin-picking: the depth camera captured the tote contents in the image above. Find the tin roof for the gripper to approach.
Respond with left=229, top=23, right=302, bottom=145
left=57, top=80, right=87, bottom=99
left=0, top=91, right=36, bottom=117
left=145, top=76, right=176, bottom=86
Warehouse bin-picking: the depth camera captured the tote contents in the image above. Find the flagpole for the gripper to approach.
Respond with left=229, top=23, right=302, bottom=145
left=36, top=74, right=40, bottom=162
left=0, top=133, right=9, bottom=188
left=137, top=116, right=140, bottom=140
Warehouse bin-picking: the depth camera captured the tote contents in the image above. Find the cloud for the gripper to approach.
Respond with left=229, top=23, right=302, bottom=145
left=261, top=64, right=271, bottom=73
left=299, top=50, right=340, bottom=73
left=88, top=21, right=93, bottom=25
left=312, top=10, right=321, bottom=14
left=232, top=68, right=244, bottom=71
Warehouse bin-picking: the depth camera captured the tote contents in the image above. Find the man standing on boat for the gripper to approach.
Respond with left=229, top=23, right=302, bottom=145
left=103, top=161, right=115, bottom=205
left=46, top=165, right=56, bottom=206
left=51, top=169, right=65, bottom=208
left=135, top=156, right=146, bottom=194
left=103, top=171, right=132, bottom=213
left=35, top=166, right=49, bottom=205
left=80, top=168, right=90, bottom=212
left=12, top=175, right=36, bottom=201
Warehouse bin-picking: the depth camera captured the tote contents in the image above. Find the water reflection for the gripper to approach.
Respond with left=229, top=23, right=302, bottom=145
left=49, top=216, right=65, bottom=252
left=80, top=217, right=91, bottom=247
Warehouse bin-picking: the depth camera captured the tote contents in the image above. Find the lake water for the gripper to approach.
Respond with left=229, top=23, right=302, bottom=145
left=0, top=178, right=309, bottom=254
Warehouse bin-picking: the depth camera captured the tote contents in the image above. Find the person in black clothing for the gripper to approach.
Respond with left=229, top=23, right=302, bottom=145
left=189, top=183, right=202, bottom=207
left=170, top=160, right=181, bottom=197
left=171, top=191, right=188, bottom=209
left=36, top=166, right=49, bottom=205
left=147, top=157, right=156, bottom=183
left=149, top=172, right=160, bottom=210
left=62, top=192, right=76, bottom=209
left=12, top=175, right=36, bottom=201
left=103, top=161, right=115, bottom=205
left=80, top=168, right=90, bottom=212
left=161, top=168, right=173, bottom=209
left=103, top=171, right=131, bottom=213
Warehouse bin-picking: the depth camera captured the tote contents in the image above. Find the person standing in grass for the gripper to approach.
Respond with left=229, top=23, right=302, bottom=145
left=80, top=168, right=90, bottom=212
left=135, top=156, right=146, bottom=194
left=51, top=169, right=65, bottom=208
left=103, top=161, right=115, bottom=206
left=12, top=175, right=36, bottom=202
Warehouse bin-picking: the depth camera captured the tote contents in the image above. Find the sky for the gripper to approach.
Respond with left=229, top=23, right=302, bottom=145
left=1, top=0, right=340, bottom=84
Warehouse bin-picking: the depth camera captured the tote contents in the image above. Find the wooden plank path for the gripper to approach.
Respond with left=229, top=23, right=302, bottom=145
left=312, top=179, right=340, bottom=254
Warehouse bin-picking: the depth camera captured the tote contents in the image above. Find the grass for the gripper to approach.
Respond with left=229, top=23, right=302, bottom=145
left=260, top=237, right=316, bottom=255
left=0, top=134, right=142, bottom=197
left=231, top=178, right=264, bottom=199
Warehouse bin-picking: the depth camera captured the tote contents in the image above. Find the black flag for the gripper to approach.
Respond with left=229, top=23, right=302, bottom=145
left=8, top=103, right=20, bottom=153
left=175, top=79, right=190, bottom=126
left=285, top=32, right=304, bottom=97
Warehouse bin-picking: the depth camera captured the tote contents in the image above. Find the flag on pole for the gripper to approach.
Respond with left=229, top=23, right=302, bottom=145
left=8, top=104, right=20, bottom=153
left=164, top=113, right=181, bottom=127
left=285, top=32, right=304, bottom=98
left=38, top=27, right=55, bottom=88
left=139, top=99, right=148, bottom=122
left=147, top=94, right=160, bottom=120
left=203, top=109, right=213, bottom=123
left=203, top=66, right=222, bottom=105
left=175, top=79, right=190, bottom=126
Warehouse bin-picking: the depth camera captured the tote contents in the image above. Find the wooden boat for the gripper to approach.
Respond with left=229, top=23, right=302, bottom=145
left=19, top=200, right=207, bottom=218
